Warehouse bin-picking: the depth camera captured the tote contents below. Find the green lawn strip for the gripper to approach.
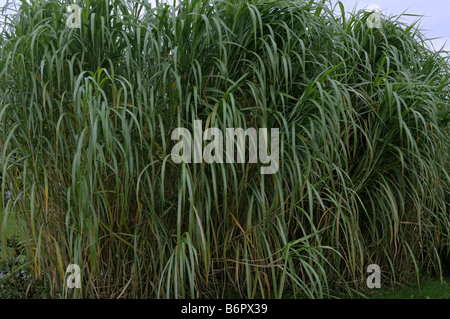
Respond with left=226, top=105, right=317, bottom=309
left=366, top=278, right=450, bottom=299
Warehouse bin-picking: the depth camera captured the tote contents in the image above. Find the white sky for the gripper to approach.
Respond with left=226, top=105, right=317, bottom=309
left=333, top=0, right=450, bottom=51
left=0, top=0, right=448, bottom=51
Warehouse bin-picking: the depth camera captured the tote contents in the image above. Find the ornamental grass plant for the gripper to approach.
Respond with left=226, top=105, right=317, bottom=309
left=0, top=0, right=449, bottom=298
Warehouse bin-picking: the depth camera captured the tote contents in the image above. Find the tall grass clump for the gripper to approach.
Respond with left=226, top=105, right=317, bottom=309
left=0, top=0, right=449, bottom=298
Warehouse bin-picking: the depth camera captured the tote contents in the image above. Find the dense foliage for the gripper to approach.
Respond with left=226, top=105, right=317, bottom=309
left=0, top=0, right=449, bottom=298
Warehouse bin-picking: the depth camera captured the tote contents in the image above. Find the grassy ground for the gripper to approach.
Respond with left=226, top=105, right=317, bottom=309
left=365, top=278, right=450, bottom=299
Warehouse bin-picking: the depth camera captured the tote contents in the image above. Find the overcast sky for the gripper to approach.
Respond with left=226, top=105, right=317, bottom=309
left=333, top=0, right=450, bottom=51
left=0, top=0, right=449, bottom=52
